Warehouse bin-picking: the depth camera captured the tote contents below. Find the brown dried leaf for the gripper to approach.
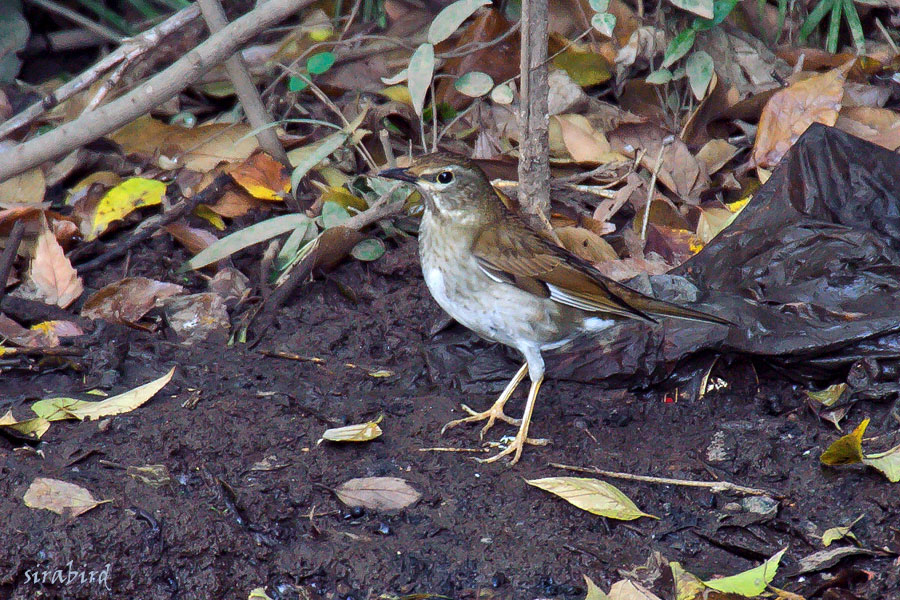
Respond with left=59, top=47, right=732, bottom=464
left=81, top=277, right=184, bottom=325
left=553, top=115, right=616, bottom=163
left=0, top=167, right=45, bottom=208
left=694, top=139, right=738, bottom=176
left=227, top=151, right=291, bottom=201
left=334, top=477, right=420, bottom=511
left=164, top=222, right=220, bottom=256
left=752, top=63, right=852, bottom=168
left=30, top=215, right=83, bottom=308
left=607, top=579, right=663, bottom=600
left=23, top=477, right=108, bottom=517
left=835, top=107, right=900, bottom=151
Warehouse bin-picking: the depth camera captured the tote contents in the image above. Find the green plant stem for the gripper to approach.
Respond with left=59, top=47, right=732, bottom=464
left=826, top=0, right=842, bottom=53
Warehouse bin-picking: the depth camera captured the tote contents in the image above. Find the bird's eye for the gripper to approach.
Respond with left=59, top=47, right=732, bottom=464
left=436, top=171, right=454, bottom=184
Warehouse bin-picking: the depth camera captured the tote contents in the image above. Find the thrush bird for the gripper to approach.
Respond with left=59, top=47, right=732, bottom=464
left=380, top=153, right=731, bottom=464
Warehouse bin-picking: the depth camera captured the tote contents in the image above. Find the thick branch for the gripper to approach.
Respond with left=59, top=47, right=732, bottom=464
left=0, top=0, right=310, bottom=183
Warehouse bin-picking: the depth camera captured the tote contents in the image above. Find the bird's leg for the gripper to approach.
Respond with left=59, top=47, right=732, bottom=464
left=441, top=363, right=528, bottom=438
left=479, top=373, right=547, bottom=465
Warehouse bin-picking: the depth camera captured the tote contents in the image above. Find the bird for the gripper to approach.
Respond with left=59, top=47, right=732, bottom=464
left=379, top=152, right=731, bottom=464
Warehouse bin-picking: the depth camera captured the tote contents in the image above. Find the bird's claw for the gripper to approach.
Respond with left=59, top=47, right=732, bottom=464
left=477, top=433, right=549, bottom=465
left=441, top=403, right=521, bottom=438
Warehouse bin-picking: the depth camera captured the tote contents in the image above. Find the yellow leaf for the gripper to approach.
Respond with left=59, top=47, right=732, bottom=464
left=320, top=417, right=383, bottom=443
left=379, top=85, right=412, bottom=105
left=86, top=178, right=166, bottom=241
left=0, top=409, right=51, bottom=439
left=194, top=204, right=227, bottom=230
left=527, top=477, right=656, bottom=520
left=820, top=418, right=868, bottom=466
left=583, top=575, right=611, bottom=600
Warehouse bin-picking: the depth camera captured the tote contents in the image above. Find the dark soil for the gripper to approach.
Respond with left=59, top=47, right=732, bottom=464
left=2, top=236, right=899, bottom=600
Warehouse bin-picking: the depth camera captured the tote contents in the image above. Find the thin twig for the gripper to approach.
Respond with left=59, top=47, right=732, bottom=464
left=437, top=21, right=521, bottom=59
left=549, top=462, right=783, bottom=498
left=640, top=140, right=670, bottom=241
left=26, top=0, right=124, bottom=44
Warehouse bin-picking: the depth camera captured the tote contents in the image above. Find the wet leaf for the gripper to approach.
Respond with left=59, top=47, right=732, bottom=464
left=753, top=62, right=852, bottom=168
left=454, top=71, right=493, bottom=97
left=864, top=445, right=900, bottom=482
left=82, top=277, right=184, bottom=324
left=320, top=417, right=383, bottom=443
left=591, top=12, right=616, bottom=37
left=805, top=382, right=848, bottom=408
left=702, top=547, right=785, bottom=595
left=228, top=152, right=291, bottom=201
left=822, top=514, right=863, bottom=547
left=30, top=215, right=83, bottom=309
left=427, top=0, right=491, bottom=45
left=685, top=51, right=713, bottom=101
left=526, top=477, right=656, bottom=520
left=408, top=43, right=435, bottom=117
left=80, top=178, right=166, bottom=241
left=661, top=29, right=695, bottom=68
left=23, top=478, right=108, bottom=517
left=351, top=238, right=386, bottom=261
left=583, top=575, right=610, bottom=600
left=0, top=409, right=51, bottom=439
left=179, top=214, right=311, bottom=272
left=668, top=0, right=714, bottom=19
left=334, top=477, right=421, bottom=511
left=306, top=51, right=335, bottom=75
left=491, top=83, right=514, bottom=104
left=31, top=367, right=175, bottom=422
left=820, top=418, right=867, bottom=466
left=127, top=464, right=173, bottom=487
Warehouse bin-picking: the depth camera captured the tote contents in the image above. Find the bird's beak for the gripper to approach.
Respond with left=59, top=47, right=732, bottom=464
left=378, top=167, right=417, bottom=183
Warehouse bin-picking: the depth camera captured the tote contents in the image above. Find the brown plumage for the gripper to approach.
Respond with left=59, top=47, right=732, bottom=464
left=380, top=152, right=731, bottom=464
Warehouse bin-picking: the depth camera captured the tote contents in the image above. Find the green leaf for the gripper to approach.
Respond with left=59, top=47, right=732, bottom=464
left=826, top=0, right=842, bottom=53
left=692, top=0, right=739, bottom=30
left=306, top=51, right=336, bottom=75
left=703, top=548, right=786, bottom=596
left=588, top=0, right=610, bottom=12
left=662, top=29, right=696, bottom=68
left=321, top=201, right=351, bottom=229
left=350, top=238, right=386, bottom=261
left=408, top=43, right=435, bottom=117
left=490, top=83, right=514, bottom=104
left=805, top=382, right=848, bottom=407
left=290, top=131, right=347, bottom=193
left=863, top=445, right=900, bottom=482
left=646, top=68, right=673, bottom=84
left=821, top=418, right=868, bottom=465
left=454, top=71, right=494, bottom=97
left=526, top=477, right=657, bottom=521
left=822, top=515, right=864, bottom=547
left=178, top=214, right=311, bottom=272
left=799, top=0, right=833, bottom=43
left=274, top=219, right=313, bottom=270
left=288, top=76, right=308, bottom=92
left=591, top=13, right=616, bottom=37
left=842, top=0, right=865, bottom=54
left=0, top=0, right=29, bottom=83
left=685, top=51, right=714, bottom=100
left=427, top=0, right=491, bottom=45
left=668, top=0, right=714, bottom=19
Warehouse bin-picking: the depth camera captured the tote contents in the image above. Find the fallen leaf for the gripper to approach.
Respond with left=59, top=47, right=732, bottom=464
left=555, top=226, right=618, bottom=264
left=81, top=277, right=184, bottom=324
left=248, top=588, right=274, bottom=600
left=583, top=575, right=611, bottom=600
left=864, top=444, right=900, bottom=483
left=127, top=464, right=172, bottom=487
left=227, top=152, right=291, bottom=201
left=164, top=222, right=220, bottom=257
left=160, top=293, right=230, bottom=342
left=334, top=477, right=420, bottom=511
left=822, top=514, right=864, bottom=547
left=23, top=477, right=109, bottom=517
left=805, top=383, right=848, bottom=408
left=695, top=207, right=738, bottom=244
left=694, top=139, right=738, bottom=175
left=703, top=547, right=786, bottom=595
left=31, top=367, right=175, bottom=422
left=427, top=0, right=491, bottom=45
left=75, top=177, right=166, bottom=241
left=794, top=546, right=879, bottom=575
left=320, top=417, right=383, bottom=443
left=752, top=62, right=852, bottom=167
left=0, top=409, right=51, bottom=439
left=554, top=114, right=614, bottom=163
left=30, top=214, right=83, bottom=308
left=0, top=167, right=45, bottom=208
left=835, top=106, right=900, bottom=151
left=526, top=477, right=656, bottom=520
left=608, top=579, right=663, bottom=599
left=669, top=562, right=707, bottom=600
left=820, top=418, right=868, bottom=466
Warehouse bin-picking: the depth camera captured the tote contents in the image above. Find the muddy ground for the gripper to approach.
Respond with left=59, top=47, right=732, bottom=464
left=1, top=236, right=899, bottom=600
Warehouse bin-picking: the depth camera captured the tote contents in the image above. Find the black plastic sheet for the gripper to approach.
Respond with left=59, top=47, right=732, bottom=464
left=550, top=124, right=900, bottom=389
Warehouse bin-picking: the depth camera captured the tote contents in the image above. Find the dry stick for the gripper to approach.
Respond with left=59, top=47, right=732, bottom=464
left=197, top=0, right=290, bottom=167
left=0, top=0, right=309, bottom=182
left=75, top=173, right=233, bottom=274
left=549, top=462, right=783, bottom=498
left=0, top=220, right=26, bottom=305
left=640, top=140, right=670, bottom=241
left=0, top=5, right=201, bottom=143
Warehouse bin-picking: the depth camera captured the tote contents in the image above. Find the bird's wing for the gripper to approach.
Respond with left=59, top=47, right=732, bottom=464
left=471, top=216, right=657, bottom=322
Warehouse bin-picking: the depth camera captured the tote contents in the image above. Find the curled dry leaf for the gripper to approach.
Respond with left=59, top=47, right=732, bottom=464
left=526, top=477, right=656, bottom=520
left=30, top=215, right=83, bottom=309
left=752, top=62, right=852, bottom=168
left=23, top=477, right=109, bottom=517
left=81, top=277, right=184, bottom=325
left=160, top=293, right=230, bottom=343
left=320, top=417, right=383, bottom=443
left=0, top=409, right=51, bottom=439
left=334, top=476, right=420, bottom=511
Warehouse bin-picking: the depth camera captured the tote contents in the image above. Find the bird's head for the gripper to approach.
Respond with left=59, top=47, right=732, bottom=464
left=378, top=152, right=500, bottom=222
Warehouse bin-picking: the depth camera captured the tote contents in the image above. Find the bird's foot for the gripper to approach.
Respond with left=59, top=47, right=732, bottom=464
left=478, top=433, right=549, bottom=465
left=441, top=402, right=521, bottom=438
